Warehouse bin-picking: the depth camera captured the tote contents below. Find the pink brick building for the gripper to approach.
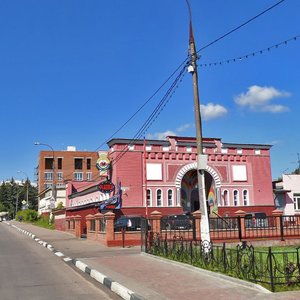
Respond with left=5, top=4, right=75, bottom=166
left=107, top=136, right=275, bottom=218
left=63, top=135, right=275, bottom=234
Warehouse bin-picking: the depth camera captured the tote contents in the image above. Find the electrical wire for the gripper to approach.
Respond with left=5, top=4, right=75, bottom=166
left=199, top=35, right=300, bottom=68
left=197, top=0, right=286, bottom=54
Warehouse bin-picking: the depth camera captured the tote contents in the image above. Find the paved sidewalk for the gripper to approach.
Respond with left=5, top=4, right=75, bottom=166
left=3, top=221, right=300, bottom=300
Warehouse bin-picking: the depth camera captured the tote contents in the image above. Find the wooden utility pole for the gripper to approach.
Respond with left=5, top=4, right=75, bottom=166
left=186, top=0, right=210, bottom=242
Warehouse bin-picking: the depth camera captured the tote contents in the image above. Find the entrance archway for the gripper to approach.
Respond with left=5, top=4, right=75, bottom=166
left=175, top=163, right=221, bottom=214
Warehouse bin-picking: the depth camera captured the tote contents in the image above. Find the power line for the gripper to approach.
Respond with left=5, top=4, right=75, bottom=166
left=197, top=0, right=286, bottom=54
left=198, top=34, right=300, bottom=68
left=94, top=57, right=189, bottom=151
left=93, top=1, right=285, bottom=154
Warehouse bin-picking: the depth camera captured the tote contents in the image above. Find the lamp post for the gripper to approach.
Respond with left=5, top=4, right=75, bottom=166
left=34, top=141, right=56, bottom=224
left=17, top=170, right=29, bottom=209
left=186, top=0, right=210, bottom=242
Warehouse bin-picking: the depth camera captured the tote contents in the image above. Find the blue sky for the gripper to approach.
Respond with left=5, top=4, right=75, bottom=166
left=0, top=0, right=299, bottom=182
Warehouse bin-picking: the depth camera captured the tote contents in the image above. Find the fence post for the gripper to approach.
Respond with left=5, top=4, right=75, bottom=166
left=268, top=247, right=275, bottom=292
left=150, top=211, right=162, bottom=234
left=104, top=211, right=115, bottom=246
left=272, top=209, right=284, bottom=241
left=235, top=210, right=246, bottom=241
left=94, top=212, right=103, bottom=233
left=86, top=214, right=93, bottom=232
left=192, top=210, right=201, bottom=240
left=74, top=215, right=82, bottom=238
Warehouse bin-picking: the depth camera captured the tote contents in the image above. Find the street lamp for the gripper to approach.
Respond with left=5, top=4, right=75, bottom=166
left=17, top=170, right=29, bottom=209
left=34, top=141, right=56, bottom=224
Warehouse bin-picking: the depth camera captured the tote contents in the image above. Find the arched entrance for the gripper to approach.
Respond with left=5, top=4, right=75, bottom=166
left=175, top=163, right=221, bottom=215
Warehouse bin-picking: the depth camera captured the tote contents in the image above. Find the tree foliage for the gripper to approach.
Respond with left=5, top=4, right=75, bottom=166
left=0, top=178, right=38, bottom=218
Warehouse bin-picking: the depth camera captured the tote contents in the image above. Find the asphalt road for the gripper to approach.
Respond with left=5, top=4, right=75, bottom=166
left=0, top=223, right=120, bottom=300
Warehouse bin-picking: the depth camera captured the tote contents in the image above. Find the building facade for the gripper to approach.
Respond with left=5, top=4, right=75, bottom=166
left=36, top=146, right=99, bottom=213
left=64, top=136, right=275, bottom=227
left=273, top=174, right=300, bottom=216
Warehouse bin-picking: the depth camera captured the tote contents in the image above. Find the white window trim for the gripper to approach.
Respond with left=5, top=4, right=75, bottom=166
left=293, top=193, right=300, bottom=210
left=74, top=172, right=83, bottom=181
left=233, top=190, right=239, bottom=206
left=147, top=189, right=152, bottom=207
left=44, top=172, right=53, bottom=181
left=167, top=189, right=173, bottom=206
left=156, top=188, right=163, bottom=207
left=243, top=189, right=249, bottom=206
left=223, top=189, right=229, bottom=206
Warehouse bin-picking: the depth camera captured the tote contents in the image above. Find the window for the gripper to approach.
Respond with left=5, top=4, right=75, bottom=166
left=44, top=172, right=53, bottom=181
left=45, top=158, right=54, bottom=170
left=223, top=190, right=229, bottom=206
left=57, top=172, right=63, bottom=181
left=243, top=190, right=249, bottom=206
left=44, top=183, right=52, bottom=190
left=86, top=172, right=92, bottom=181
left=74, top=158, right=83, bottom=170
left=293, top=193, right=300, bottom=210
left=233, top=190, right=239, bottom=206
left=156, top=189, right=162, bottom=206
left=86, top=158, right=91, bottom=170
left=57, top=158, right=63, bottom=170
left=167, top=189, right=173, bottom=206
left=147, top=189, right=152, bottom=207
left=74, top=172, right=83, bottom=181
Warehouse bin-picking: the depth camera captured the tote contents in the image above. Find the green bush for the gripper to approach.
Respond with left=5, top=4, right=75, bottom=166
left=16, top=209, right=38, bottom=222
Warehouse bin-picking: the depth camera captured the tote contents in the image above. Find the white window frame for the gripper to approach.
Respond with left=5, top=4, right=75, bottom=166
left=44, top=172, right=53, bottom=181
left=221, top=148, right=228, bottom=154
left=223, top=189, right=229, bottom=206
left=156, top=189, right=162, bottom=207
left=146, top=145, right=152, bottom=151
left=86, top=172, right=92, bottom=181
left=128, top=145, right=134, bottom=151
left=163, top=146, right=170, bottom=152
left=237, top=149, right=243, bottom=154
left=57, top=172, right=63, bottom=181
left=293, top=193, right=300, bottom=210
left=74, top=172, right=83, bottom=181
left=167, top=189, right=173, bottom=206
left=243, top=190, right=249, bottom=206
left=233, top=190, right=239, bottom=206
left=147, top=189, right=152, bottom=207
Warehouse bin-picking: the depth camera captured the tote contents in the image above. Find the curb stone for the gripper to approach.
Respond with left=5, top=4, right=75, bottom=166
left=4, top=222, right=144, bottom=300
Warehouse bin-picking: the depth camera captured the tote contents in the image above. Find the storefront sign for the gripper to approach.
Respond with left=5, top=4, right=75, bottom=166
left=96, top=153, right=111, bottom=176
left=98, top=180, right=115, bottom=193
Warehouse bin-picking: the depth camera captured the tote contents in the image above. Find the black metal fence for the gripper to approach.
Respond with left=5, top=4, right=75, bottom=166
left=143, top=235, right=300, bottom=292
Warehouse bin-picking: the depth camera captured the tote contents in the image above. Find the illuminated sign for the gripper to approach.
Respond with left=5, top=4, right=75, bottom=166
left=98, top=181, right=115, bottom=193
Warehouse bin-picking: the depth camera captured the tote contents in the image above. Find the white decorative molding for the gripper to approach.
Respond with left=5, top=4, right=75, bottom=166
left=175, top=162, right=221, bottom=188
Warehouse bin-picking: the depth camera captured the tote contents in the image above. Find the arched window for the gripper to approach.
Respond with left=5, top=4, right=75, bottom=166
left=147, top=189, right=152, bottom=207
left=243, top=190, right=249, bottom=206
left=223, top=190, right=229, bottom=206
left=233, top=190, right=239, bottom=206
left=156, top=189, right=162, bottom=206
left=167, top=189, right=173, bottom=206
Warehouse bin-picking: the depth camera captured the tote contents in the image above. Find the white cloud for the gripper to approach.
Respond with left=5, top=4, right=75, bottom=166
left=176, top=123, right=193, bottom=132
left=146, top=130, right=176, bottom=140
left=235, top=85, right=290, bottom=112
left=200, top=103, right=228, bottom=120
